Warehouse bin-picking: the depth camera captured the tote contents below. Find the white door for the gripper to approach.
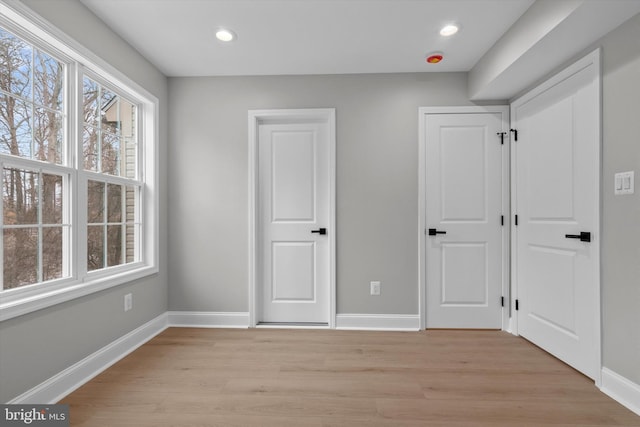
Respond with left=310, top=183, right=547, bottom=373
left=424, top=108, right=508, bottom=329
left=257, top=116, right=332, bottom=324
left=512, top=51, right=600, bottom=379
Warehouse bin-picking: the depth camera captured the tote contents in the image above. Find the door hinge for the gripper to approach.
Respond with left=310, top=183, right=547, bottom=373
left=515, top=299, right=519, bottom=311
left=515, top=214, right=518, bottom=226
left=501, top=215, right=504, bottom=226
left=497, top=132, right=507, bottom=145
left=501, top=296, right=504, bottom=307
left=510, top=128, right=518, bottom=141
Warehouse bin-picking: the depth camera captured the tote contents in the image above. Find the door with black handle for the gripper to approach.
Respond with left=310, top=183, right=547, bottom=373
left=423, top=109, right=507, bottom=329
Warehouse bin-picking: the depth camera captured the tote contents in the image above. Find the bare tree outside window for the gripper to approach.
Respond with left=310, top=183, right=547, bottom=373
left=0, top=27, right=63, bottom=163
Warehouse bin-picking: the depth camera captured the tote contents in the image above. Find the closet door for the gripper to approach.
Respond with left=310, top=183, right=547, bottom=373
left=422, top=107, right=508, bottom=329
left=511, top=51, right=600, bottom=379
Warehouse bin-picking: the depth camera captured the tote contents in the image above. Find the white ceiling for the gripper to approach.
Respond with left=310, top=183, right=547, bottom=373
left=79, top=0, right=536, bottom=77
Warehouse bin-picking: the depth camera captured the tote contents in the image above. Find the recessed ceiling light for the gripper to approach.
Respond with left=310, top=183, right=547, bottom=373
left=215, top=28, right=236, bottom=42
left=440, top=24, right=459, bottom=37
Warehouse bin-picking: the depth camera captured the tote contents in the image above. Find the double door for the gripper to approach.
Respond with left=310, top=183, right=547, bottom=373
left=423, top=51, right=601, bottom=381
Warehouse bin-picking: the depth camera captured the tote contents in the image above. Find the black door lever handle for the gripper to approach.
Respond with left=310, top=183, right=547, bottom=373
left=428, top=228, right=446, bottom=236
left=311, top=228, right=327, bottom=235
left=565, top=231, right=591, bottom=242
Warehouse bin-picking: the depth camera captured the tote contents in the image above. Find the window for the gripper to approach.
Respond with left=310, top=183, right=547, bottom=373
left=82, top=76, right=141, bottom=272
left=87, top=181, right=139, bottom=271
left=0, top=4, right=158, bottom=320
left=1, top=26, right=69, bottom=290
left=0, top=27, right=64, bottom=163
left=2, top=168, right=67, bottom=289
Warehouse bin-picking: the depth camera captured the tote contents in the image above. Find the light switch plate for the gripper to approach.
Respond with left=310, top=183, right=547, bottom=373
left=614, top=171, right=634, bottom=195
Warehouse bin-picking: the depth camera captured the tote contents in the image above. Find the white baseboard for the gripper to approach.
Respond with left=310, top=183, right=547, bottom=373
left=600, top=367, right=640, bottom=416
left=335, top=313, right=420, bottom=331
left=9, top=313, right=168, bottom=404
left=167, top=311, right=249, bottom=328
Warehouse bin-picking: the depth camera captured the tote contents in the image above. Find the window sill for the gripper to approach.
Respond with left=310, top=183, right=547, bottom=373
left=0, top=265, right=158, bottom=322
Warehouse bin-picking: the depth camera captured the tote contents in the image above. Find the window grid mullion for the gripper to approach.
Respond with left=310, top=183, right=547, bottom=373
left=63, top=62, right=76, bottom=281
left=97, top=86, right=102, bottom=174
left=121, top=185, right=125, bottom=264
left=102, top=181, right=107, bottom=269
left=36, top=170, right=43, bottom=283
left=29, top=48, right=35, bottom=161
left=75, top=173, right=87, bottom=280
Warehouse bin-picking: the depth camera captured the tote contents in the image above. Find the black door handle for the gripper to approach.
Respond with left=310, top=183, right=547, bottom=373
left=565, top=231, right=591, bottom=242
left=428, top=228, right=446, bottom=236
left=311, top=228, right=327, bottom=235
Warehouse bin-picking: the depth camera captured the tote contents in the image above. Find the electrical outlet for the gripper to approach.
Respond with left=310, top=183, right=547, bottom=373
left=370, top=281, right=381, bottom=296
left=124, top=293, right=133, bottom=312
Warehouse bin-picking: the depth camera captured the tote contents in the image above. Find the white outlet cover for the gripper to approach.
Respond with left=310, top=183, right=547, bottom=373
left=370, top=281, right=381, bottom=296
left=124, top=293, right=132, bottom=311
left=614, top=171, right=634, bottom=195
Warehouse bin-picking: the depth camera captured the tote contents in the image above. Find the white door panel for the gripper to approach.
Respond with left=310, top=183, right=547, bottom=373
left=512, top=51, right=600, bottom=379
left=441, top=242, right=488, bottom=305
left=525, top=245, right=578, bottom=336
left=271, top=130, right=316, bottom=221
left=271, top=242, right=315, bottom=301
left=424, top=110, right=507, bottom=329
left=258, top=121, right=330, bottom=324
left=440, top=126, right=487, bottom=221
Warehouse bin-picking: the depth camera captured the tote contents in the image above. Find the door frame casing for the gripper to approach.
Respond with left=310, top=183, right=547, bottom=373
left=418, top=106, right=511, bottom=331
left=510, top=49, right=602, bottom=385
left=248, top=108, right=337, bottom=328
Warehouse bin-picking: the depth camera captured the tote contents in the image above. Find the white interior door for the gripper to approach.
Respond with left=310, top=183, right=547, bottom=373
left=424, top=108, right=508, bottom=329
left=257, top=117, right=332, bottom=324
left=512, top=51, right=600, bottom=379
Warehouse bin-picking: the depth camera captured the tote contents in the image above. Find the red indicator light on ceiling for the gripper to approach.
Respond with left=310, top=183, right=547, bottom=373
left=426, top=54, right=443, bottom=64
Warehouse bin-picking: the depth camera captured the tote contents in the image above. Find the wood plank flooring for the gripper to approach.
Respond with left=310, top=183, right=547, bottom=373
left=60, top=328, right=640, bottom=426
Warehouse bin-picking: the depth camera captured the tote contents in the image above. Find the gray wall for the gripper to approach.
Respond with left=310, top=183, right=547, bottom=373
left=168, top=73, right=473, bottom=314
left=599, top=12, right=640, bottom=385
left=0, top=0, right=169, bottom=402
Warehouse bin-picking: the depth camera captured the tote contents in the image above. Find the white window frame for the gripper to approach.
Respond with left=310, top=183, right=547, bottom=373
left=0, top=2, right=158, bottom=321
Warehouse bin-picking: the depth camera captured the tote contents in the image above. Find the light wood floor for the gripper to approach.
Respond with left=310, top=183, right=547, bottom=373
left=61, top=328, right=640, bottom=426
